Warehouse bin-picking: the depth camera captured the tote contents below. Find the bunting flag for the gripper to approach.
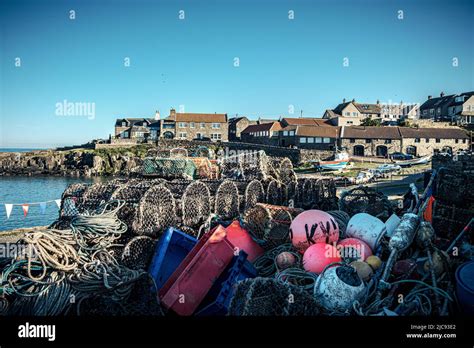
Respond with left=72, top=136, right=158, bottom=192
left=2, top=198, right=62, bottom=219
left=5, top=204, right=13, bottom=219
left=22, top=204, right=29, bottom=217
left=39, top=202, right=47, bottom=214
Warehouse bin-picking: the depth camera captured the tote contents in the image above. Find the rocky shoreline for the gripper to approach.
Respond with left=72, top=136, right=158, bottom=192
left=0, top=147, right=147, bottom=177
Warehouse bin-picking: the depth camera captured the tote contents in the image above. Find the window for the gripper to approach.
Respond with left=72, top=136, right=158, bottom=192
left=415, top=138, right=420, bottom=143
left=437, top=108, right=441, bottom=114
left=190, top=122, right=195, bottom=128
left=463, top=139, right=467, bottom=143
left=366, top=139, right=372, bottom=144
left=385, top=139, right=392, bottom=144
left=308, top=137, right=314, bottom=143
left=123, top=131, right=129, bottom=138
left=349, top=138, right=355, bottom=143
left=200, top=123, right=206, bottom=128
left=289, top=131, right=295, bottom=136
left=178, top=122, right=187, bottom=128
left=283, top=131, right=289, bottom=136
left=272, top=131, right=279, bottom=136
left=430, top=109, right=434, bottom=116
left=212, top=123, right=221, bottom=129
left=211, top=133, right=222, bottom=140
left=121, top=121, right=127, bottom=127
left=323, top=138, right=330, bottom=143
left=455, top=139, right=459, bottom=144
left=315, top=137, right=322, bottom=143
left=426, top=138, right=430, bottom=143
left=352, top=112, right=358, bottom=117
left=436, top=138, right=441, bottom=143
left=347, top=121, right=353, bottom=125
left=196, top=133, right=202, bottom=139
left=179, top=132, right=187, bottom=139
left=345, top=112, right=350, bottom=116
left=423, top=110, right=428, bottom=116
left=300, top=137, right=307, bottom=143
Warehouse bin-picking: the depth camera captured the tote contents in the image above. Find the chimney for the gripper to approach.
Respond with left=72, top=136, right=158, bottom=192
left=351, top=98, right=355, bottom=103
left=376, top=99, right=380, bottom=105
left=154, top=110, right=160, bottom=120
left=170, top=108, right=176, bottom=120
left=428, top=95, right=432, bottom=100
left=343, top=98, right=346, bottom=103
left=440, top=91, right=445, bottom=97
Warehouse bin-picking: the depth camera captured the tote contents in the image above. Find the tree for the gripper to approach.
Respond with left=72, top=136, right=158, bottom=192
left=360, top=117, right=381, bottom=126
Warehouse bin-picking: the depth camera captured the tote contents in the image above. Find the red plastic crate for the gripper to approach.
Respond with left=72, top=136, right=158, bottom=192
left=158, top=225, right=236, bottom=315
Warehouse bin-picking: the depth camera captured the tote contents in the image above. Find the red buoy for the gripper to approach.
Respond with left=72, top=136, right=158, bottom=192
left=303, top=243, right=341, bottom=275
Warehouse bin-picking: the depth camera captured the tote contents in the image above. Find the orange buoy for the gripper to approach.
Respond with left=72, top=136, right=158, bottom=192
left=303, top=243, right=341, bottom=274
left=337, top=238, right=372, bottom=262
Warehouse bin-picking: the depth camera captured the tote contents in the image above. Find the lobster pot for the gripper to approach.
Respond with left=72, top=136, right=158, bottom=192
left=188, top=157, right=215, bottom=179
left=228, top=277, right=320, bottom=316
left=214, top=180, right=240, bottom=220
left=141, top=158, right=196, bottom=180
left=265, top=179, right=284, bottom=206
left=121, top=236, right=156, bottom=270
left=243, top=203, right=301, bottom=249
left=278, top=158, right=295, bottom=182
left=339, top=186, right=393, bottom=221
left=220, top=150, right=270, bottom=181
left=432, top=199, right=474, bottom=240
left=110, top=179, right=164, bottom=236
left=169, top=147, right=188, bottom=158
left=181, top=180, right=211, bottom=229
left=60, top=183, right=90, bottom=217
left=132, top=184, right=177, bottom=238
left=232, top=179, right=250, bottom=212
left=244, top=180, right=265, bottom=210
left=316, top=178, right=338, bottom=211
left=435, top=168, right=474, bottom=206
left=79, top=181, right=123, bottom=213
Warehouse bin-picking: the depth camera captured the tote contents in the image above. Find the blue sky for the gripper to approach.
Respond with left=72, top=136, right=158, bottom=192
left=0, top=0, right=473, bottom=148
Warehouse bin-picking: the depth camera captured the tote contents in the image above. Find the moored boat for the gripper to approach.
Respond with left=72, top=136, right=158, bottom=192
left=393, top=155, right=431, bottom=167
left=315, top=151, right=350, bottom=171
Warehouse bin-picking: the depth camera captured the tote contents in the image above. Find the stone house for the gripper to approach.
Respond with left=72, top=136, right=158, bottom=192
left=277, top=125, right=340, bottom=150
left=398, top=128, right=470, bottom=156
left=114, top=118, right=155, bottom=141
left=241, top=122, right=282, bottom=145
left=162, top=109, right=228, bottom=141
left=419, top=92, right=456, bottom=121
left=340, top=126, right=402, bottom=157
left=323, top=99, right=381, bottom=126
left=280, top=117, right=334, bottom=127
left=228, top=116, right=257, bottom=141
left=448, top=92, right=474, bottom=126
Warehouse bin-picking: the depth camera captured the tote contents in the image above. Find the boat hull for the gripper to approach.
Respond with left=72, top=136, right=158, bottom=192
left=316, top=160, right=349, bottom=171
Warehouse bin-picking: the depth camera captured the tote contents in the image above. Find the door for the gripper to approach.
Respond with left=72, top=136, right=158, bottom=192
left=376, top=145, right=388, bottom=157
left=353, top=145, right=365, bottom=156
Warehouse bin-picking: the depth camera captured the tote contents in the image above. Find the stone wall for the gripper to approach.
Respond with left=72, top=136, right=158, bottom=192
left=432, top=153, right=474, bottom=173
left=401, top=138, right=468, bottom=157
left=341, top=138, right=402, bottom=157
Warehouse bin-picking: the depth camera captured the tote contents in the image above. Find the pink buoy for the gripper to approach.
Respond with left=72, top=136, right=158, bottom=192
left=290, top=210, right=339, bottom=253
left=303, top=243, right=341, bottom=274
left=337, top=238, right=372, bottom=261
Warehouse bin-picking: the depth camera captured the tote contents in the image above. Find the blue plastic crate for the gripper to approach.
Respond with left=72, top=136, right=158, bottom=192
left=148, top=227, right=197, bottom=291
left=195, top=250, right=257, bottom=316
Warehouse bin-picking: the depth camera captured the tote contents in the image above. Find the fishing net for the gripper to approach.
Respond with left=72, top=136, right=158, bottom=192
left=327, top=210, right=351, bottom=238
left=214, top=180, right=240, bottom=220
left=121, top=236, right=156, bottom=270
left=141, top=158, right=196, bottom=179
left=182, top=180, right=211, bottom=228
left=60, top=183, right=89, bottom=217
left=228, top=277, right=320, bottom=316
left=132, top=184, right=177, bottom=238
left=170, top=147, right=188, bottom=158
left=243, top=203, right=301, bottom=249
left=244, top=180, right=265, bottom=210
left=279, top=158, right=296, bottom=184
left=191, top=146, right=213, bottom=159
left=339, top=186, right=393, bottom=221
left=188, top=157, right=218, bottom=179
